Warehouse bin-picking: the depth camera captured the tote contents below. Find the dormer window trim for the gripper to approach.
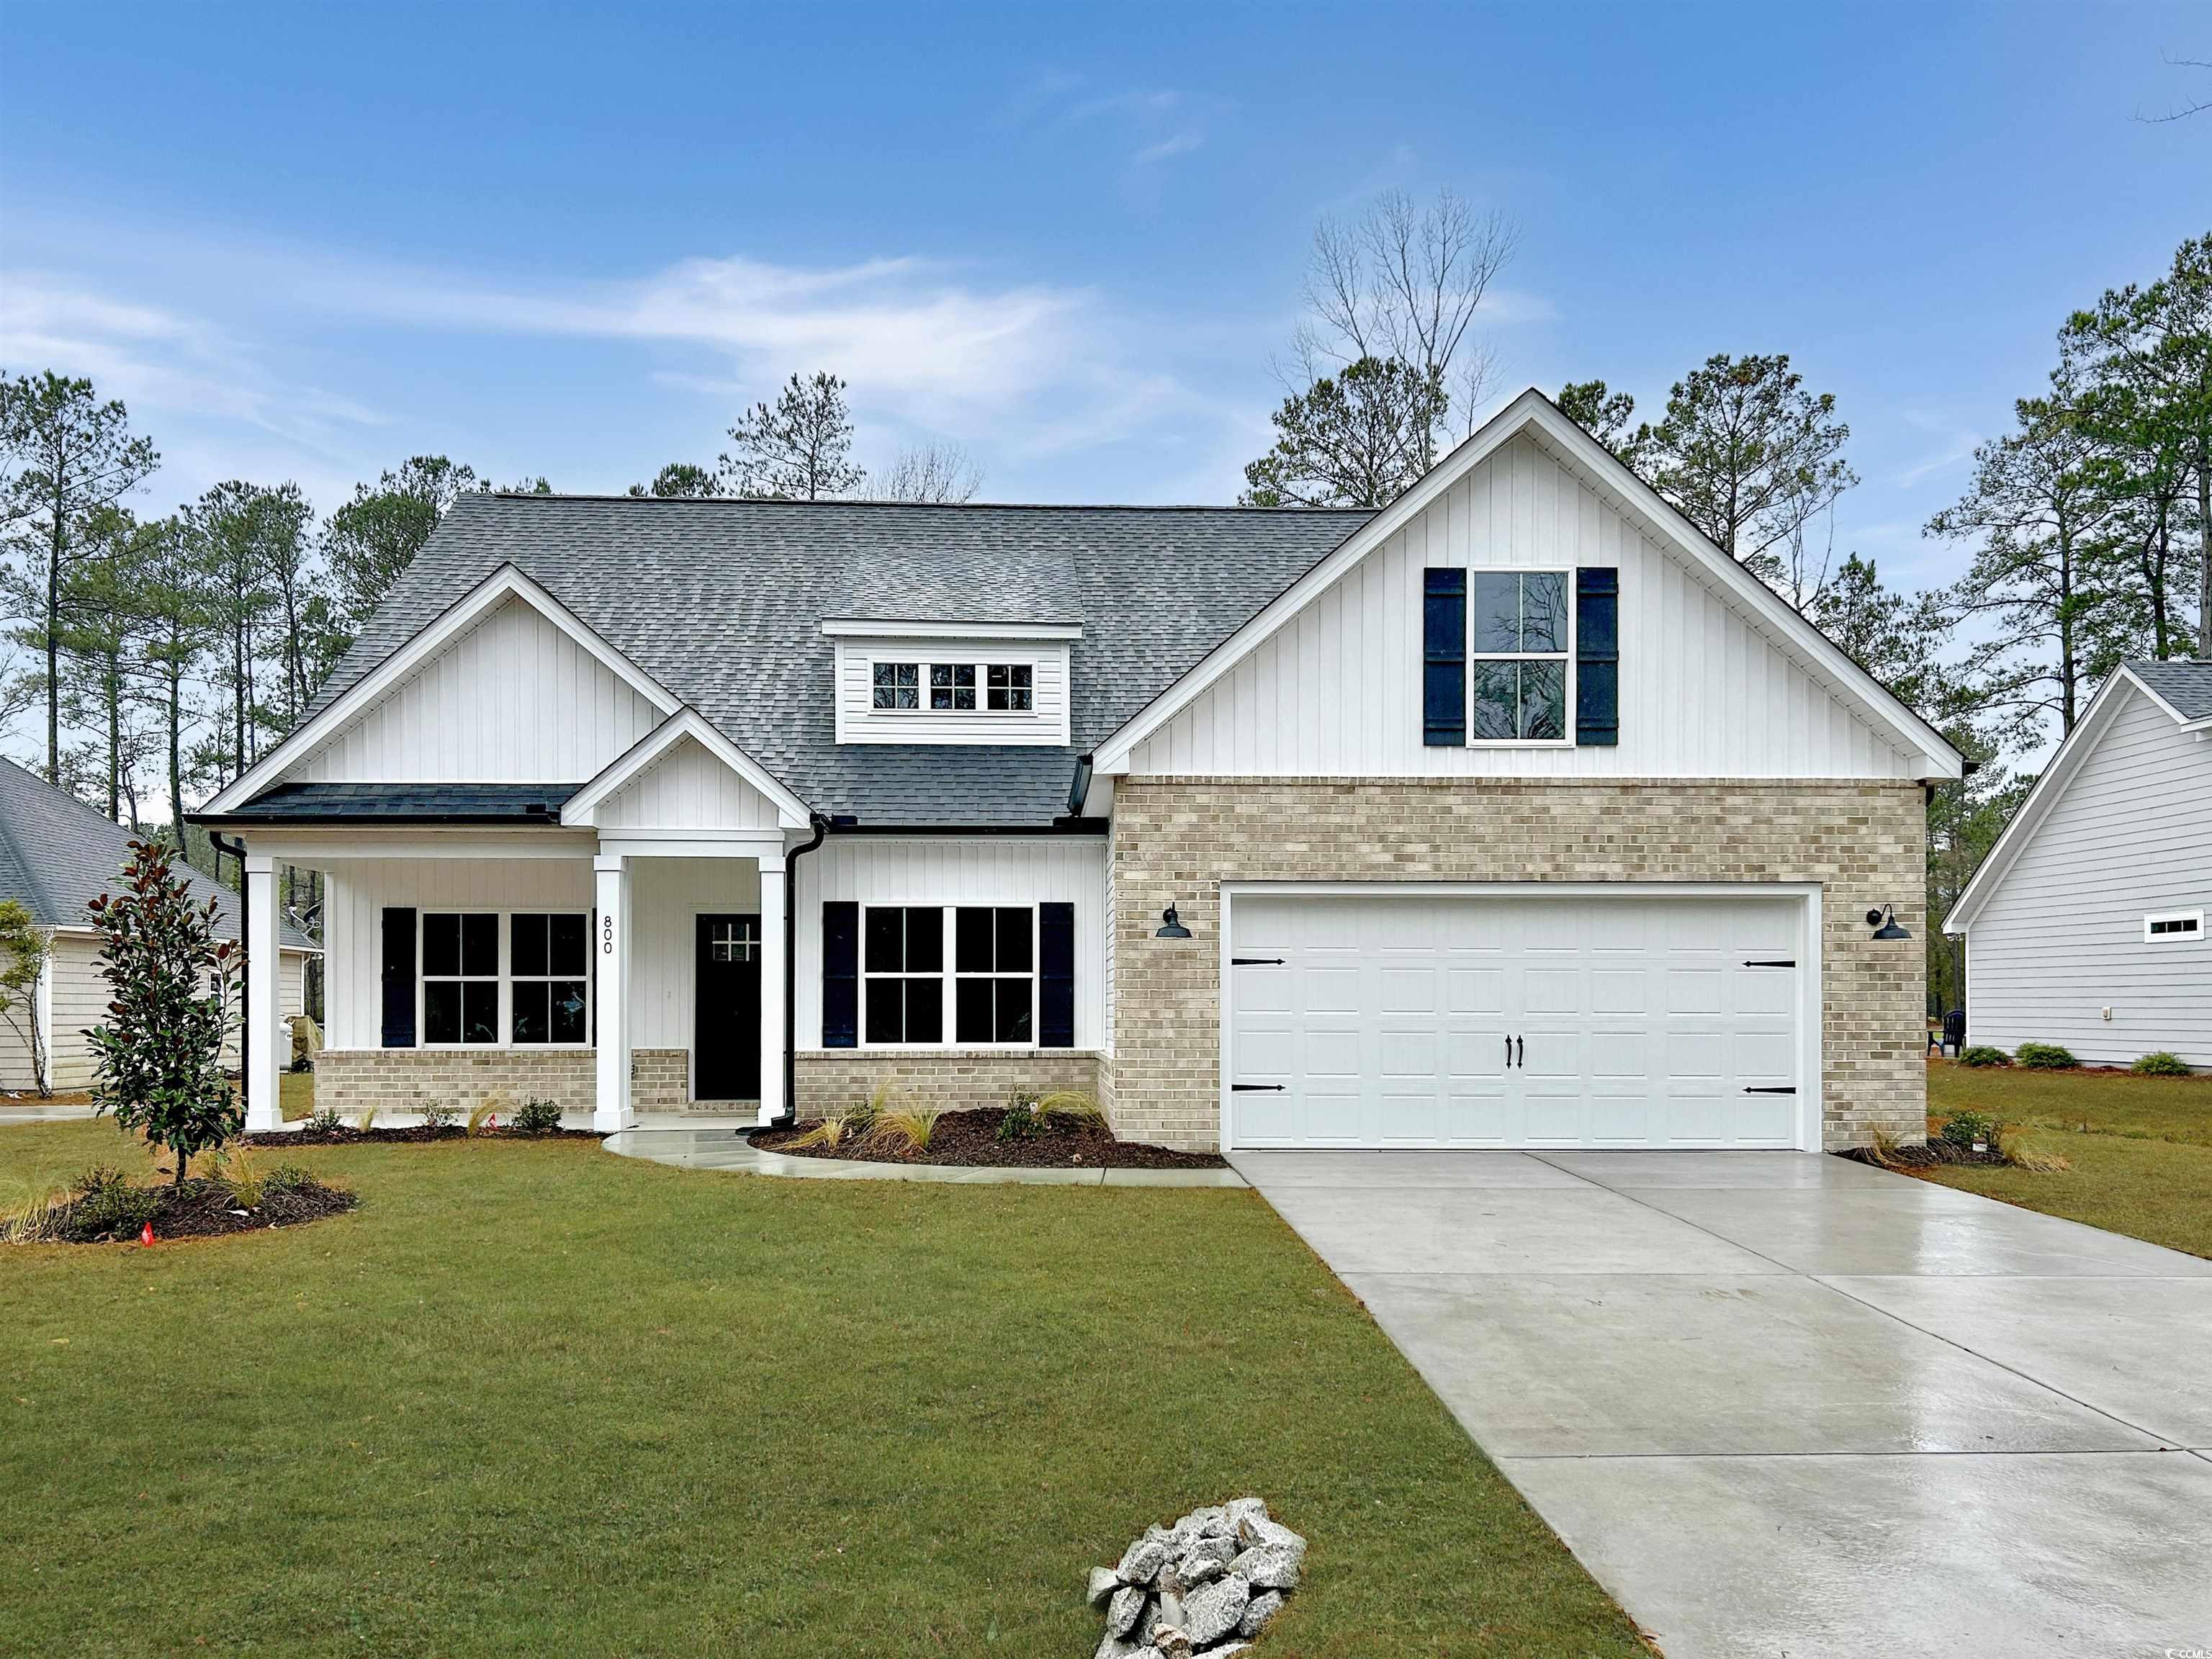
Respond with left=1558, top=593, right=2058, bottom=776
left=823, top=618, right=1082, bottom=642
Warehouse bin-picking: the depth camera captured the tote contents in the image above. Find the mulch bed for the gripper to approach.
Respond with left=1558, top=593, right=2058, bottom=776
left=753, top=1108, right=1228, bottom=1169
left=44, top=1176, right=357, bottom=1244
left=247, top=1125, right=600, bottom=1146
left=1835, top=1141, right=2008, bottom=1171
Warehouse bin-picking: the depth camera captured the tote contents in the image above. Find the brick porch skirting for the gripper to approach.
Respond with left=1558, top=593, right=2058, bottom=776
left=793, top=1051, right=1101, bottom=1120
left=315, top=1047, right=692, bottom=1117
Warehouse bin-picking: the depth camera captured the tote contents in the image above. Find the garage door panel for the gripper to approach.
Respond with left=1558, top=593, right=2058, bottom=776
left=1228, top=892, right=1804, bottom=1152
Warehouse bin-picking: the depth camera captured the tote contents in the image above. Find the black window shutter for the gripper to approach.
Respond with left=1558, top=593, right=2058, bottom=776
left=1575, top=567, right=1619, bottom=747
left=380, top=907, right=417, bottom=1048
left=822, top=901, right=859, bottom=1049
left=1423, top=568, right=1466, bottom=746
left=1038, top=902, right=1075, bottom=1048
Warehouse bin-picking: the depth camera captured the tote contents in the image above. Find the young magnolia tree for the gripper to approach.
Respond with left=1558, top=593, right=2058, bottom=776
left=0, top=899, right=51, bottom=1097
left=85, top=839, right=239, bottom=1182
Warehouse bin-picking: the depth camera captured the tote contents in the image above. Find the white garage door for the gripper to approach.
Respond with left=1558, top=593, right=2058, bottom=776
left=1226, top=891, right=1807, bottom=1150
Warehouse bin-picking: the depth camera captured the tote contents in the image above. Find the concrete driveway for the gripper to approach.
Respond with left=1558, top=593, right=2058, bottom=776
left=1233, top=1148, right=2212, bottom=1659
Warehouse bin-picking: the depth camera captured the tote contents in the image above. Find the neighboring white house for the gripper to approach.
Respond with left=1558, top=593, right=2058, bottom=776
left=196, top=389, right=1961, bottom=1152
left=1944, top=660, right=2212, bottom=1068
left=0, top=757, right=315, bottom=1094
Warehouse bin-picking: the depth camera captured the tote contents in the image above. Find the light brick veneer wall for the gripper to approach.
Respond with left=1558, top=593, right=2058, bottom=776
left=1108, top=777, right=1928, bottom=1153
left=315, top=1046, right=691, bottom=1117
left=793, top=1050, right=1100, bottom=1119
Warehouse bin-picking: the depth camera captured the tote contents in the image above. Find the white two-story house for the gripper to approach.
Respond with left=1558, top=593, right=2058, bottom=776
left=197, top=390, right=1961, bottom=1152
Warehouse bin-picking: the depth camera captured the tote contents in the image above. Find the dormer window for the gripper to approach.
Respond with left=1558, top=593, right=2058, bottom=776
left=930, top=665, right=977, bottom=710
left=987, top=663, right=1033, bottom=711
left=873, top=662, right=920, bottom=709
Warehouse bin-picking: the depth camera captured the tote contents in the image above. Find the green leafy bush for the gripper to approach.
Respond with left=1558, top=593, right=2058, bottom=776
left=508, top=1097, right=565, bottom=1136
left=73, top=1166, right=160, bottom=1235
left=419, top=1101, right=458, bottom=1130
left=1958, top=1046, right=2010, bottom=1068
left=1938, top=1110, right=1999, bottom=1149
left=305, top=1107, right=346, bottom=1135
left=2014, top=1042, right=2077, bottom=1070
left=2131, top=1051, right=2193, bottom=1076
left=997, top=1093, right=1043, bottom=1142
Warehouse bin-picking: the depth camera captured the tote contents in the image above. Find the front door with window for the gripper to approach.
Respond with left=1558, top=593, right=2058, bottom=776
left=695, top=913, right=762, bottom=1100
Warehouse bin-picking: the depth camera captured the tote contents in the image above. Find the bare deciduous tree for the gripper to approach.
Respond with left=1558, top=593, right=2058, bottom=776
left=877, top=442, right=983, bottom=503
left=1295, top=188, right=1519, bottom=462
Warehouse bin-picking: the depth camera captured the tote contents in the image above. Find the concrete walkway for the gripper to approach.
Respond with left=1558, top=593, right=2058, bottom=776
left=1233, top=1148, right=2212, bottom=1659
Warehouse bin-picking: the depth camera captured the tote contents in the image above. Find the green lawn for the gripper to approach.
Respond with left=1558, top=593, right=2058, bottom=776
left=1923, top=1060, right=2212, bottom=1259
left=1, top=1120, right=1644, bottom=1658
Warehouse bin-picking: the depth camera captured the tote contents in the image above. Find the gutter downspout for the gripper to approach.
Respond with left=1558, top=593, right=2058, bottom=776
left=210, top=831, right=249, bottom=1098
left=780, top=812, right=829, bottom=1128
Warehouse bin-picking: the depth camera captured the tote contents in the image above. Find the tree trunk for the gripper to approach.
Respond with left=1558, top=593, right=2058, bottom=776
left=2198, top=457, right=2210, bottom=659
left=45, top=493, right=62, bottom=783
left=105, top=654, right=122, bottom=821
left=175, top=1147, right=188, bottom=1187
left=167, top=661, right=185, bottom=853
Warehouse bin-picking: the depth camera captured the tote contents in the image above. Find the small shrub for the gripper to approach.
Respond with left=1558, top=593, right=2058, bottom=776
left=996, top=1094, right=1043, bottom=1142
left=419, top=1100, right=458, bottom=1130
left=2131, top=1051, right=2192, bottom=1077
left=73, top=1166, right=159, bottom=1236
left=508, top=1097, right=565, bottom=1136
left=1938, top=1110, right=1999, bottom=1149
left=1958, top=1046, right=2010, bottom=1068
left=305, top=1107, right=346, bottom=1136
left=868, top=1103, right=943, bottom=1154
left=2014, top=1042, right=2077, bottom=1070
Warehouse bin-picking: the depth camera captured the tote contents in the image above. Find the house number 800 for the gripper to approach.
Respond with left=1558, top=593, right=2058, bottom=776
left=602, top=915, right=615, bottom=954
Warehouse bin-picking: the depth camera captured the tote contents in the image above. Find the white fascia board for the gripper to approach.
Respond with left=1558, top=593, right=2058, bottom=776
left=1090, top=388, right=1964, bottom=782
left=1943, top=673, right=2136, bottom=935
left=561, top=706, right=813, bottom=830
left=820, top=619, right=1084, bottom=641
left=204, top=565, right=682, bottom=815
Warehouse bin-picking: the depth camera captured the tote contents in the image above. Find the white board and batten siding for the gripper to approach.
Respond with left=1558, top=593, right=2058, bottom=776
left=1963, top=682, right=2212, bottom=1066
left=295, top=595, right=662, bottom=783
left=792, top=836, right=1107, bottom=1050
left=592, top=737, right=784, bottom=832
left=1124, top=432, right=1916, bottom=781
left=832, top=637, right=1072, bottom=746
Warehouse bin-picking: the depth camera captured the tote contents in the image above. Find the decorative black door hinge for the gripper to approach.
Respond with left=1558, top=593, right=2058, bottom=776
left=1743, top=1086, right=1797, bottom=1094
left=1231, top=1083, right=1286, bottom=1092
left=1743, top=959, right=1796, bottom=968
left=1231, top=957, right=1287, bottom=966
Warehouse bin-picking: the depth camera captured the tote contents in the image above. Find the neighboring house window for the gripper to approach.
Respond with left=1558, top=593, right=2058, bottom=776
left=2145, top=910, right=2204, bottom=943
left=1468, top=570, right=1570, bottom=742
left=422, top=912, right=498, bottom=1045
left=955, top=906, right=1034, bottom=1043
left=873, top=662, right=920, bottom=709
left=511, top=913, right=590, bottom=1044
left=863, top=906, right=944, bottom=1043
left=930, top=664, right=977, bottom=710
left=986, top=663, right=1033, bottom=711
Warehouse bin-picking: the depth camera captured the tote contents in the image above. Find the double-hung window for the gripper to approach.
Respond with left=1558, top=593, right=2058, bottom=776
left=986, top=663, right=1033, bottom=711
left=863, top=906, right=944, bottom=1043
left=873, top=662, right=920, bottom=710
left=955, top=907, right=1034, bottom=1043
left=1470, top=570, right=1570, bottom=742
left=511, top=913, right=590, bottom=1044
left=423, top=912, right=499, bottom=1045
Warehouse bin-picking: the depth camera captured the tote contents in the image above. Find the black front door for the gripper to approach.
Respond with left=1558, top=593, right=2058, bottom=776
left=695, top=914, right=762, bottom=1101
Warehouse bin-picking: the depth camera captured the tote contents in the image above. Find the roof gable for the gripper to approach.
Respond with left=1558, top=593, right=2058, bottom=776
left=562, top=709, right=811, bottom=831
left=1089, top=390, right=1964, bottom=782
left=1947, top=663, right=2212, bottom=932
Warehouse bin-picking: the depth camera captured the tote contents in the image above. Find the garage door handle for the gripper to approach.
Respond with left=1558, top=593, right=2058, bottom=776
left=1231, top=957, right=1286, bottom=966
left=1743, top=1086, right=1797, bottom=1094
left=1231, top=1083, right=1285, bottom=1092
left=1743, top=959, right=1796, bottom=968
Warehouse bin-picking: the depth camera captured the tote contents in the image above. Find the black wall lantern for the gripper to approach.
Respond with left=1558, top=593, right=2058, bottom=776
left=1156, top=903, right=1192, bottom=939
left=1866, top=905, right=1911, bottom=941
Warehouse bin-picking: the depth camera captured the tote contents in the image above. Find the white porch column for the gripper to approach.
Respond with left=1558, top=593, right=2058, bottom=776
left=757, top=855, right=787, bottom=1127
left=243, top=854, right=283, bottom=1134
left=594, top=853, right=631, bottom=1133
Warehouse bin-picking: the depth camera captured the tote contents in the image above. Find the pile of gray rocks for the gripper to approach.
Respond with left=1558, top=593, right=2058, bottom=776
left=1087, top=1497, right=1305, bottom=1657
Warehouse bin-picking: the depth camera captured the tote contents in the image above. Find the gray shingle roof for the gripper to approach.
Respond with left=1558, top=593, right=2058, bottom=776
left=0, top=757, right=314, bottom=948
left=2128, top=659, right=2212, bottom=722
left=300, top=494, right=1374, bottom=826
left=222, top=783, right=579, bottom=823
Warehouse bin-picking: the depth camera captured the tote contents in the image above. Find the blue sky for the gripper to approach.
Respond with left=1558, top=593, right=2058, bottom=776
left=4, top=1, right=2207, bottom=598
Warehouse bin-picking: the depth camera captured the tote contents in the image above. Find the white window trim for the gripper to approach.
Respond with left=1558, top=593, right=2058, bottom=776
left=859, top=902, right=1040, bottom=1051
left=2144, top=909, right=2205, bottom=944
left=870, top=657, right=1037, bottom=716
left=509, top=912, right=595, bottom=1047
left=419, top=907, right=595, bottom=1048
left=1463, top=566, right=1575, bottom=750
